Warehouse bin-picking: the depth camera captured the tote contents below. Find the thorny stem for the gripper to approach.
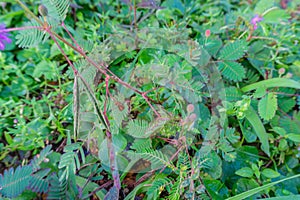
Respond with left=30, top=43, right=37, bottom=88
left=134, top=169, right=155, bottom=187
left=142, top=92, right=161, bottom=117
left=45, top=27, right=78, bottom=75
left=61, top=21, right=82, bottom=51
left=47, top=25, right=121, bottom=190
left=14, top=0, right=161, bottom=192
left=59, top=23, right=161, bottom=117
left=16, top=0, right=161, bottom=116
left=103, top=75, right=121, bottom=189
left=85, top=180, right=114, bottom=198
left=0, top=26, right=42, bottom=33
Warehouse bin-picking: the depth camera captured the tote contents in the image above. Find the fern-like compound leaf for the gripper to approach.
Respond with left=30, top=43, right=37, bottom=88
left=130, top=138, right=152, bottom=152
left=111, top=94, right=128, bottom=127
left=126, top=119, right=149, bottom=138
left=127, top=148, right=172, bottom=170
left=147, top=176, right=173, bottom=199
left=41, top=0, right=70, bottom=22
left=30, top=145, right=53, bottom=171
left=218, top=40, right=248, bottom=61
left=225, top=87, right=242, bottom=102
left=258, top=92, right=278, bottom=121
left=28, top=168, right=51, bottom=193
left=46, top=174, right=67, bottom=200
left=219, top=61, right=245, bottom=82
left=15, top=20, right=48, bottom=48
left=278, top=98, right=296, bottom=113
left=177, top=152, right=190, bottom=169
left=168, top=179, right=181, bottom=200
left=0, top=165, right=33, bottom=198
left=58, top=151, right=77, bottom=181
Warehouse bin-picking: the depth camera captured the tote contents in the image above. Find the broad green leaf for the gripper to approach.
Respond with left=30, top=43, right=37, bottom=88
left=162, top=0, right=185, bottom=14
left=226, top=174, right=300, bottom=200
left=4, top=132, right=13, bottom=145
left=286, top=134, right=300, bottom=143
left=218, top=40, right=248, bottom=61
left=263, top=8, right=289, bottom=23
left=203, top=179, right=226, bottom=200
left=113, top=133, right=127, bottom=152
left=233, top=178, right=260, bottom=198
left=272, top=127, right=286, bottom=136
left=241, top=78, right=300, bottom=92
left=258, top=92, right=277, bottom=121
left=253, top=87, right=266, bottom=98
left=202, top=38, right=223, bottom=57
left=244, top=106, right=270, bottom=156
left=33, top=60, right=59, bottom=80
left=235, top=167, right=253, bottom=178
left=278, top=139, right=288, bottom=151
left=261, top=168, right=280, bottom=178
left=254, top=0, right=275, bottom=14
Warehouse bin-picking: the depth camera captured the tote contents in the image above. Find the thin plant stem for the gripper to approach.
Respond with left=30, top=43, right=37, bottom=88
left=0, top=26, right=42, bottom=33
left=15, top=0, right=43, bottom=25
left=60, top=21, right=82, bottom=50
left=47, top=25, right=121, bottom=190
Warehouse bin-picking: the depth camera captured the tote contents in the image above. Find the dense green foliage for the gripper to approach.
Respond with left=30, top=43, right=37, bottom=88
left=0, top=0, right=300, bottom=199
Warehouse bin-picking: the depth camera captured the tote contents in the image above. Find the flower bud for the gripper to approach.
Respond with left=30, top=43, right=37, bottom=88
left=205, top=29, right=211, bottom=37
left=187, top=104, right=195, bottom=113
left=278, top=68, right=285, bottom=75
left=38, top=4, right=48, bottom=17
left=285, top=72, right=293, bottom=78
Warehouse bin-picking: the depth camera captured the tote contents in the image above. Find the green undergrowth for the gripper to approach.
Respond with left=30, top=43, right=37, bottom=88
left=0, top=0, right=299, bottom=199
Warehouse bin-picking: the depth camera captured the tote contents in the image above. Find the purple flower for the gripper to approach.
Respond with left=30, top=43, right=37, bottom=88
left=250, top=14, right=263, bottom=30
left=0, top=24, right=12, bottom=50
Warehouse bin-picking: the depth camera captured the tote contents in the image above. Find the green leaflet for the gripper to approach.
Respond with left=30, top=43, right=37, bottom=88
left=29, top=169, right=51, bottom=193
left=225, top=87, right=243, bottom=102
left=254, top=0, right=275, bottom=14
left=244, top=106, right=270, bottom=156
left=218, top=40, right=248, bottom=61
left=241, top=78, right=300, bottom=92
left=258, top=92, right=278, bottom=121
left=219, top=61, right=245, bottom=82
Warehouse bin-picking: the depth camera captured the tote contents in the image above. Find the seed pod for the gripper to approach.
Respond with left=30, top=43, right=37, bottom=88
left=38, top=4, right=48, bottom=17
